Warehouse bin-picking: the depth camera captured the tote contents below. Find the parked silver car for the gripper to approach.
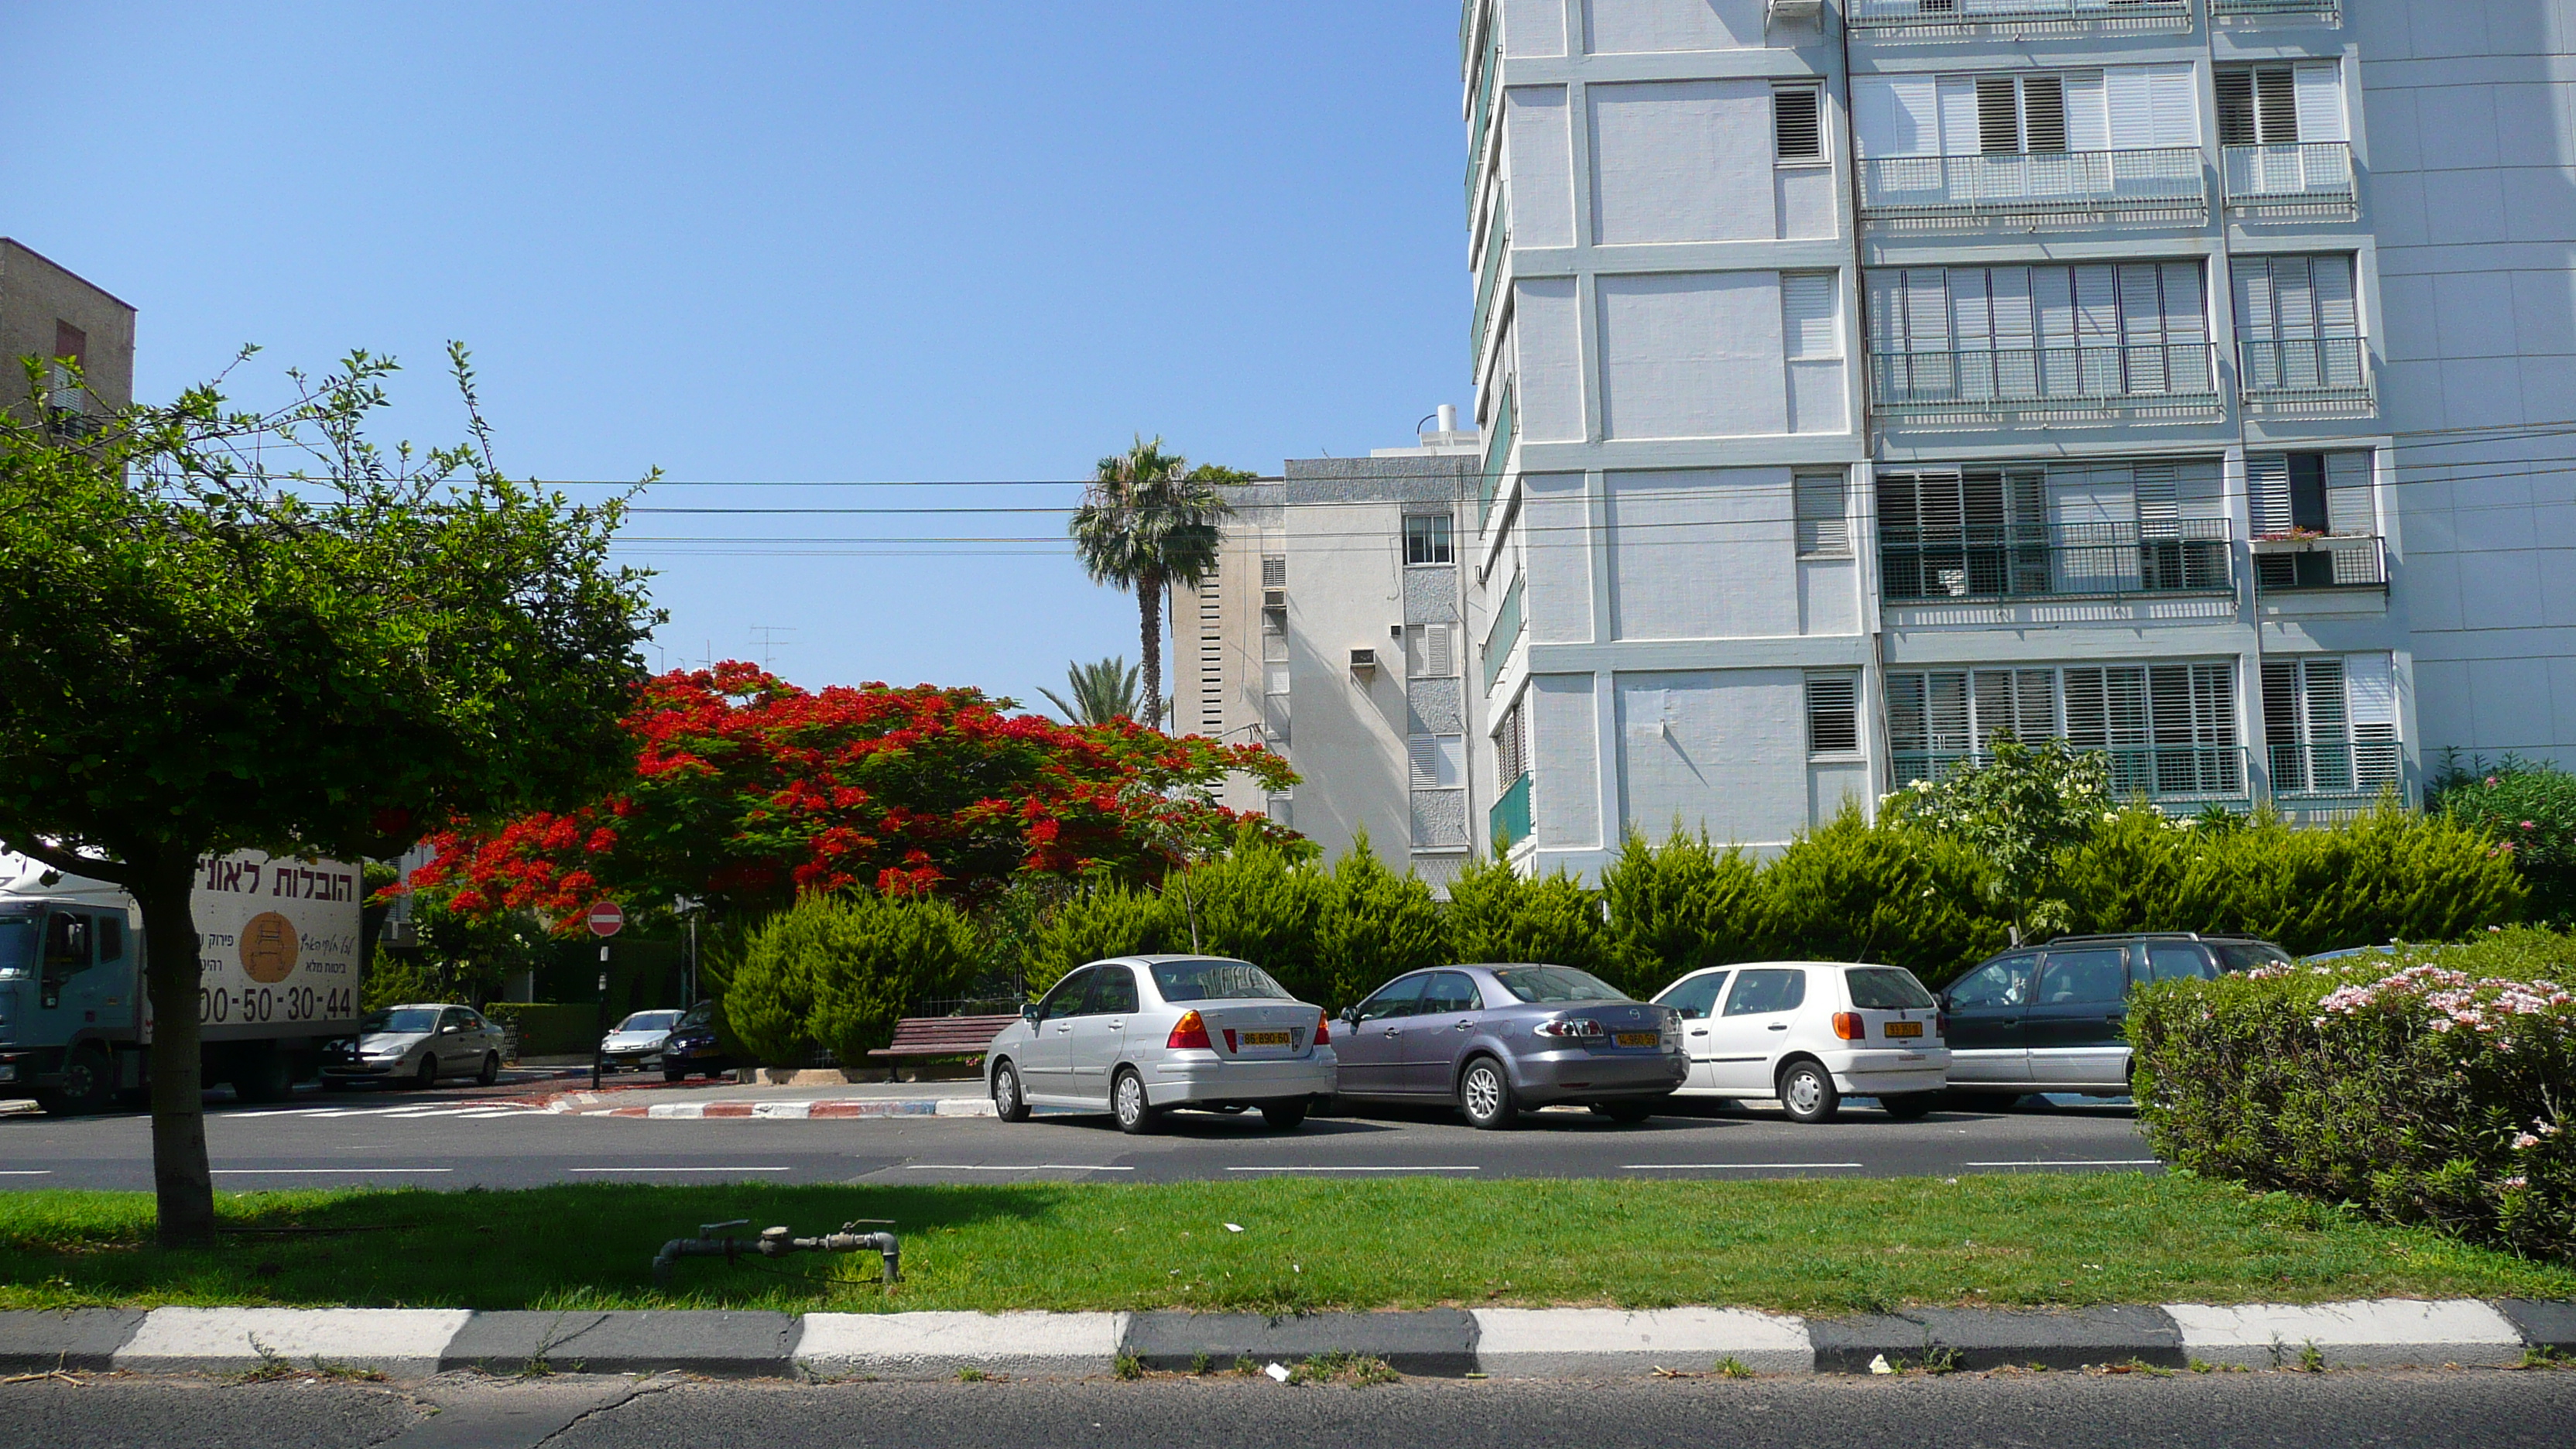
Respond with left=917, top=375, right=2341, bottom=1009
left=599, top=1009, right=682, bottom=1072
left=1332, top=964, right=1686, bottom=1129
left=320, top=1003, right=502, bottom=1088
left=984, top=956, right=1335, bottom=1133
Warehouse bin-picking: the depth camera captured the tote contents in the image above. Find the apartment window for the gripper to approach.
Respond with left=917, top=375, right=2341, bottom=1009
left=50, top=320, right=87, bottom=414
left=1774, top=85, right=1824, bottom=163
left=1794, top=471, right=1850, bottom=558
left=1854, top=66, right=2197, bottom=159
left=1495, top=697, right=1529, bottom=787
left=1410, top=734, right=1467, bottom=790
left=2263, top=654, right=2399, bottom=796
left=1977, top=74, right=2065, bottom=155
left=1876, top=466, right=2047, bottom=598
left=1889, top=662, right=2242, bottom=799
left=1403, top=513, right=1454, bottom=565
left=2233, top=255, right=2365, bottom=396
left=2250, top=450, right=2372, bottom=538
left=2217, top=64, right=2347, bottom=147
left=1403, top=623, right=1456, bottom=678
left=1805, top=674, right=1860, bottom=755
left=1865, top=262, right=2212, bottom=406
left=1782, top=271, right=1843, bottom=434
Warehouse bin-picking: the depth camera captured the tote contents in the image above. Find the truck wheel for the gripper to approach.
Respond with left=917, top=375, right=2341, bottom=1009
left=231, top=1049, right=294, bottom=1105
left=36, top=1046, right=115, bottom=1116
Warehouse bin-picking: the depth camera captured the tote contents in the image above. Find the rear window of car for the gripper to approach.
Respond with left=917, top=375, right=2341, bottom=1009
left=1845, top=967, right=1935, bottom=1010
left=1151, top=958, right=1293, bottom=1002
left=2211, top=941, right=2293, bottom=973
left=1489, top=966, right=1629, bottom=1004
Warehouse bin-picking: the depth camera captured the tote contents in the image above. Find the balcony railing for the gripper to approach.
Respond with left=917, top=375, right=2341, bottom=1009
left=1880, top=519, right=2232, bottom=603
left=2211, top=0, right=2339, bottom=17
left=1860, top=148, right=2206, bottom=227
left=1850, top=0, right=2188, bottom=28
left=2239, top=337, right=2373, bottom=410
left=2253, top=534, right=2386, bottom=592
left=2269, top=741, right=2400, bottom=800
left=1478, top=383, right=1516, bottom=531
left=1490, top=772, right=1533, bottom=851
left=1464, top=16, right=1500, bottom=212
left=1481, top=574, right=1524, bottom=693
left=1471, top=221, right=1508, bottom=365
left=1869, top=343, right=2220, bottom=418
left=2224, top=142, right=2355, bottom=211
left=1896, top=745, right=2249, bottom=804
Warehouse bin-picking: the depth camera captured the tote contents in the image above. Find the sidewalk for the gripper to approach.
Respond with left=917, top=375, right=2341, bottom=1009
left=5, top=1299, right=2569, bottom=1381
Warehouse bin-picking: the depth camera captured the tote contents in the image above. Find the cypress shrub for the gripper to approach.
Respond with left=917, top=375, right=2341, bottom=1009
left=1598, top=827, right=1762, bottom=998
left=1753, top=806, right=2007, bottom=988
left=805, top=892, right=982, bottom=1065
left=1446, top=855, right=1613, bottom=978
left=2170, top=805, right=2525, bottom=955
left=1314, top=831, right=1449, bottom=1008
left=2131, top=927, right=2576, bottom=1259
left=1178, top=829, right=1331, bottom=1004
left=725, top=907, right=829, bottom=1066
left=1027, top=882, right=1173, bottom=992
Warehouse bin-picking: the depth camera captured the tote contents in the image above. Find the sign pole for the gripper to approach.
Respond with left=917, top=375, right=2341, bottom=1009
left=585, top=900, right=625, bottom=1093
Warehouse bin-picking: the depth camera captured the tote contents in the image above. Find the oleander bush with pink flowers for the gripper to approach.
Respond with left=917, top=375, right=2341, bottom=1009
left=2132, top=927, right=2576, bottom=1260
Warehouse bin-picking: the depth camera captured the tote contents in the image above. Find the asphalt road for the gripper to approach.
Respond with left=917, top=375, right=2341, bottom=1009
left=8, top=1369, right=2576, bottom=1449
left=0, top=1079, right=2158, bottom=1190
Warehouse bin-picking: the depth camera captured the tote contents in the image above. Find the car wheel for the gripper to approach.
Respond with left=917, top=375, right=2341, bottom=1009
left=1778, top=1060, right=1840, bottom=1124
left=1588, top=1100, right=1654, bottom=1125
left=36, top=1045, right=115, bottom=1116
left=1879, top=1092, right=1938, bottom=1121
left=1112, top=1067, right=1159, bottom=1135
left=477, top=1053, right=501, bottom=1087
left=231, top=1049, right=293, bottom=1105
left=992, top=1060, right=1032, bottom=1124
left=411, top=1057, right=437, bottom=1091
left=1458, top=1057, right=1516, bottom=1131
left=663, top=1067, right=688, bottom=1083
left=1259, top=1098, right=1308, bottom=1131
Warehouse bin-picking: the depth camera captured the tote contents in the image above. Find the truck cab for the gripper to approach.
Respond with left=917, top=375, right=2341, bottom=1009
left=0, top=899, right=141, bottom=1108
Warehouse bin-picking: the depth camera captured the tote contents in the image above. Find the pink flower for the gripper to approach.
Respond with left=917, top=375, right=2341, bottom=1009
left=2515, top=1132, right=2543, bottom=1150
left=2487, top=776, right=2500, bottom=786
left=2503, top=1177, right=2529, bottom=1190
left=2522, top=820, right=2538, bottom=830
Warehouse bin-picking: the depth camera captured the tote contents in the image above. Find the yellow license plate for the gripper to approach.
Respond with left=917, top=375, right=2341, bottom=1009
left=1883, top=1020, right=1923, bottom=1038
left=1615, top=1031, right=1660, bottom=1047
left=1239, top=1030, right=1293, bottom=1047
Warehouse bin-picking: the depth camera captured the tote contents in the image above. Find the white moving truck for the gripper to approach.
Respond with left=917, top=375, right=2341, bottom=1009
left=0, top=849, right=364, bottom=1113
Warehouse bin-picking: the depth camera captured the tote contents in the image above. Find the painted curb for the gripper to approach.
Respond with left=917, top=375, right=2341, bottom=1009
left=612, top=1098, right=995, bottom=1120
left=2167, top=1299, right=2528, bottom=1368
left=0, top=1309, right=148, bottom=1372
left=1124, top=1310, right=1478, bottom=1375
left=1808, top=1306, right=2186, bottom=1372
left=113, top=1307, right=473, bottom=1378
left=793, top=1311, right=1125, bottom=1380
left=438, top=1310, right=798, bottom=1377
left=2496, top=1299, right=2576, bottom=1354
left=1471, top=1307, right=1814, bottom=1376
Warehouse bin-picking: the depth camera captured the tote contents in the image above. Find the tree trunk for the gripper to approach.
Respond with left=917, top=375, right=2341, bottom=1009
left=1136, top=571, right=1164, bottom=733
left=132, top=855, right=218, bottom=1247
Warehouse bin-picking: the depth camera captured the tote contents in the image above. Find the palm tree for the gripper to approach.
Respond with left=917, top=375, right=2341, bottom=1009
left=1069, top=436, right=1243, bottom=731
left=1040, top=656, right=1142, bottom=726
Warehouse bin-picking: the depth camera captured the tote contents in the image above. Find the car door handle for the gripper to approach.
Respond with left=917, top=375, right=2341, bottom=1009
left=1689, top=1029, right=1709, bottom=1037
left=1768, top=1023, right=1790, bottom=1031
left=1107, top=1019, right=1125, bottom=1029
left=1453, top=1020, right=1473, bottom=1031
left=1381, top=1027, right=1400, bottom=1039
left=1054, top=1023, right=1073, bottom=1033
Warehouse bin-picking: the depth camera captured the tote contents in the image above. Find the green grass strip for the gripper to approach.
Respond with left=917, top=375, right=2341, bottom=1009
left=2, top=1174, right=2566, bottom=1316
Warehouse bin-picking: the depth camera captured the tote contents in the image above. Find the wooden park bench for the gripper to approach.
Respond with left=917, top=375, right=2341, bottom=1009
left=867, top=1014, right=1020, bottom=1083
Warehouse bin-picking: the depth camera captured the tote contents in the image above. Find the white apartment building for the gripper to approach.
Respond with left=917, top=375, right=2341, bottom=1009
left=1430, top=0, right=2576, bottom=880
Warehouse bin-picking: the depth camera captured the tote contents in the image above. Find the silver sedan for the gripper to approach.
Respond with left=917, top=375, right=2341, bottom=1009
left=320, top=1003, right=503, bottom=1088
left=984, top=955, right=1336, bottom=1133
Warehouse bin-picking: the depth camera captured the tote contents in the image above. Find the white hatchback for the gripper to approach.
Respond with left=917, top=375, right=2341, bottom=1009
left=983, top=955, right=1337, bottom=1133
left=1649, top=961, right=1951, bottom=1122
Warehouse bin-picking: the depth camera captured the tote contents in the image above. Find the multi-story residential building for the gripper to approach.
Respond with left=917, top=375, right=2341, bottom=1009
left=0, top=238, right=136, bottom=427
left=1416, top=0, right=2576, bottom=881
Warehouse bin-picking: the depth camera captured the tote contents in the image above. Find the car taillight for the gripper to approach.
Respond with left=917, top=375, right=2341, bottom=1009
left=1167, top=1010, right=1211, bottom=1050
left=1832, top=1012, right=1864, bottom=1041
left=1314, top=1010, right=1331, bottom=1046
left=1937, top=1009, right=1949, bottom=1040
left=1531, top=1017, right=1606, bottom=1040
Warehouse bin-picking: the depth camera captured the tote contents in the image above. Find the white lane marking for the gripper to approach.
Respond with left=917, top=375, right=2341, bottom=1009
left=211, top=1168, right=455, bottom=1175
left=1622, top=1162, right=1864, bottom=1170
left=0, top=1170, right=53, bottom=1176
left=564, top=1166, right=795, bottom=1173
left=442, top=1109, right=539, bottom=1118
left=1221, top=1155, right=1483, bottom=1165
left=1964, top=1159, right=2162, bottom=1167
left=899, top=1161, right=1133, bottom=1172
left=567, top=1155, right=788, bottom=1165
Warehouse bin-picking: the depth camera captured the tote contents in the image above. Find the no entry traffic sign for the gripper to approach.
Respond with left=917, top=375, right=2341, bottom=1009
left=587, top=899, right=625, bottom=937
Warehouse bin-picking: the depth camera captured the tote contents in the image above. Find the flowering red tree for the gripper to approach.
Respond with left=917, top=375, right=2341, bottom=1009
left=406, top=663, right=1296, bottom=924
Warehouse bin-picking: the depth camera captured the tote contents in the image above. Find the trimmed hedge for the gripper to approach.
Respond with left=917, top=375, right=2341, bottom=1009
left=2131, top=927, right=2576, bottom=1260
left=727, top=892, right=979, bottom=1067
left=481, top=1002, right=601, bottom=1059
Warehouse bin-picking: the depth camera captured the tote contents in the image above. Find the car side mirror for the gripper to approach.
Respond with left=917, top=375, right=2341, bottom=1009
left=1338, top=1006, right=1359, bottom=1026
left=1021, top=1002, right=1040, bottom=1023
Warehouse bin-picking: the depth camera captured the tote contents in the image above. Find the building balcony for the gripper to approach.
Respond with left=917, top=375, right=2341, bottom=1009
left=2223, top=142, right=2355, bottom=214
left=1859, top=148, right=2207, bottom=231
left=1471, top=221, right=1508, bottom=366
left=2239, top=337, right=2374, bottom=414
left=1880, top=519, right=2233, bottom=604
left=2252, top=533, right=2386, bottom=593
left=1868, top=344, right=2221, bottom=424
left=1490, top=772, right=1532, bottom=851
left=1896, top=745, right=2249, bottom=806
left=1848, top=0, right=2189, bottom=34
left=2211, top=0, right=2340, bottom=19
left=2268, top=742, right=2400, bottom=803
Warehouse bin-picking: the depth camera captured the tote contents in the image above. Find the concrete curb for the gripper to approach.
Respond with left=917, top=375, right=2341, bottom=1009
left=535, top=1094, right=995, bottom=1118
left=4, top=1299, right=2561, bottom=1382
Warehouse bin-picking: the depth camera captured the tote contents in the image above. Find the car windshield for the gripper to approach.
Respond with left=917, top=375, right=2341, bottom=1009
left=674, top=1002, right=715, bottom=1029
left=616, top=1011, right=680, bottom=1033
left=1489, top=966, right=1628, bottom=1004
left=0, top=916, right=30, bottom=978
left=2211, top=941, right=2293, bottom=973
left=1150, top=958, right=1293, bottom=1002
left=364, top=1008, right=439, bottom=1035
left=1846, top=967, right=1936, bottom=1010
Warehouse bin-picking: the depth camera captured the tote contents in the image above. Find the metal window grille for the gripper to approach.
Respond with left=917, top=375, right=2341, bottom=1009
left=1806, top=674, right=1860, bottom=755
left=1775, top=86, right=1823, bottom=163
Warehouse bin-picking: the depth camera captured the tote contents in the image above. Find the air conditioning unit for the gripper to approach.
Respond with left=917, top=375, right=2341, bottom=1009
left=1349, top=648, right=1378, bottom=676
left=1263, top=589, right=1286, bottom=609
left=1768, top=0, right=1824, bottom=23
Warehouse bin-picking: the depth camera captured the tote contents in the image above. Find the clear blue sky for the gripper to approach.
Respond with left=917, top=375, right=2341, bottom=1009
left=5, top=2, right=1471, bottom=709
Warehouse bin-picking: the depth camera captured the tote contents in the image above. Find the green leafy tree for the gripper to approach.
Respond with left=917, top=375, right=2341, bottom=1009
left=1314, top=831, right=1449, bottom=1008
left=1039, top=656, right=1143, bottom=727
left=1879, top=734, right=2111, bottom=938
left=1069, top=437, right=1247, bottom=730
left=0, top=347, right=656, bottom=1245
left=1599, top=826, right=1763, bottom=996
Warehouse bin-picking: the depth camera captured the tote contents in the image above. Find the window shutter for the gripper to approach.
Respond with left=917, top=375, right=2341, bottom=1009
left=1805, top=674, right=1859, bottom=755
left=2249, top=453, right=2293, bottom=536
left=1429, top=624, right=1454, bottom=677
left=1976, top=75, right=2022, bottom=155
left=1937, top=76, right=1981, bottom=157
left=1927, top=672, right=1971, bottom=753
left=1865, top=269, right=1906, bottom=354
left=2293, top=61, right=2346, bottom=143
left=1262, top=556, right=1286, bottom=588
left=1781, top=272, right=1838, bottom=359
left=1774, top=86, right=1822, bottom=162
left=2016, top=670, right=2059, bottom=742
left=2234, top=258, right=2278, bottom=343
left=2348, top=653, right=2399, bottom=790
left=1795, top=471, right=1848, bottom=557
left=2064, top=72, right=2108, bottom=152
left=2177, top=458, right=2224, bottom=519
left=1905, top=268, right=1951, bottom=351
left=2256, top=66, right=2298, bottom=144
left=2324, top=451, right=2373, bottom=535
left=2022, top=76, right=2067, bottom=154
left=2147, top=63, right=2200, bottom=148
left=2215, top=70, right=2257, bottom=147
left=1857, top=75, right=1939, bottom=159
left=2159, top=262, right=2206, bottom=344
left=1886, top=673, right=1929, bottom=752
left=2073, top=265, right=2119, bottom=341
left=1947, top=266, right=1993, bottom=349
left=2133, top=461, right=2180, bottom=536
left=1410, top=735, right=1440, bottom=789
left=2314, top=255, right=2357, bottom=337
left=2105, top=67, right=2155, bottom=149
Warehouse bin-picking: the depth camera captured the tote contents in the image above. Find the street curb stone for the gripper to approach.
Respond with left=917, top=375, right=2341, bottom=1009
left=113, top=1307, right=471, bottom=1377
left=437, top=1310, right=798, bottom=1376
left=2167, top=1299, right=2527, bottom=1368
left=793, top=1310, right=1125, bottom=1380
left=1808, top=1306, right=2185, bottom=1372
left=2494, top=1300, right=2576, bottom=1354
left=0, top=1309, right=147, bottom=1372
left=1471, top=1307, right=1814, bottom=1376
left=1123, top=1310, right=1478, bottom=1375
